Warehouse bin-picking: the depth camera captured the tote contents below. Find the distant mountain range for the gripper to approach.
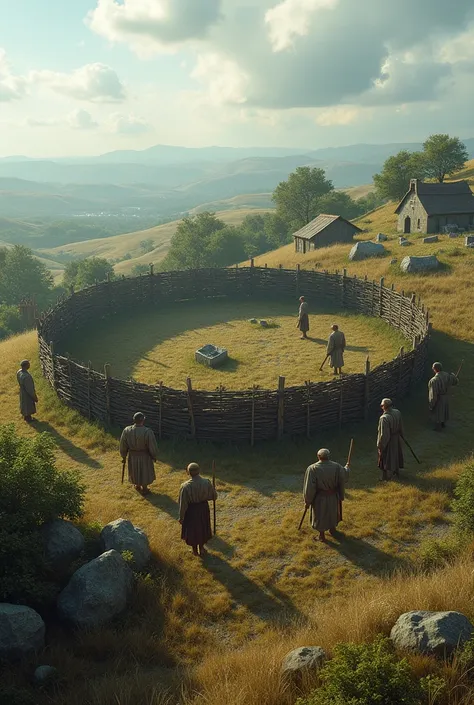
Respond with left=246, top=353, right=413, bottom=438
left=0, top=139, right=472, bottom=220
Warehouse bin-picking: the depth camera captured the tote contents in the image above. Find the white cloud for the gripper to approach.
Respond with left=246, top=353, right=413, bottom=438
left=191, top=53, right=249, bottom=106
left=31, top=63, right=125, bottom=102
left=108, top=112, right=152, bottom=134
left=440, top=26, right=474, bottom=64
left=315, top=106, right=361, bottom=126
left=0, top=49, right=27, bottom=101
left=68, top=109, right=99, bottom=130
left=87, top=0, right=222, bottom=55
left=265, top=0, right=338, bottom=52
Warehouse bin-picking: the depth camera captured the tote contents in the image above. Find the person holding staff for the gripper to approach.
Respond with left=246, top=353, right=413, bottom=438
left=377, top=398, right=404, bottom=481
left=428, top=362, right=459, bottom=432
left=17, top=360, right=38, bottom=423
left=179, top=463, right=217, bottom=557
left=327, top=324, right=345, bottom=375
left=303, top=449, right=348, bottom=543
left=297, top=296, right=310, bottom=340
left=119, top=412, right=158, bottom=494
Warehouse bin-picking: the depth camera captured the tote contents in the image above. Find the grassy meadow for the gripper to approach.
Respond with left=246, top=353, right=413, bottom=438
left=2, top=195, right=474, bottom=704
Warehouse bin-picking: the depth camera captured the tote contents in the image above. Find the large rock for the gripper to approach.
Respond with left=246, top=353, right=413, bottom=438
left=349, top=241, right=386, bottom=261
left=42, top=519, right=85, bottom=569
left=0, top=604, right=45, bottom=661
left=282, top=646, right=326, bottom=683
left=101, top=519, right=151, bottom=571
left=34, top=665, right=58, bottom=686
left=57, top=550, right=133, bottom=628
left=390, top=611, right=473, bottom=657
left=400, top=255, right=441, bottom=273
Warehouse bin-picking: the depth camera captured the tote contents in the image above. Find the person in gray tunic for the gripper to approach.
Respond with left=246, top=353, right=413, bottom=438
left=327, top=324, right=346, bottom=374
left=428, top=362, right=458, bottom=431
left=119, top=412, right=158, bottom=494
left=17, top=360, right=38, bottom=423
left=303, top=449, right=349, bottom=543
left=377, top=398, right=404, bottom=481
left=179, top=463, right=217, bottom=557
left=297, top=296, right=309, bottom=339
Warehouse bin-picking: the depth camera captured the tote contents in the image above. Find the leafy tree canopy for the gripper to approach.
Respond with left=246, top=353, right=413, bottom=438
left=422, top=133, right=468, bottom=183
left=272, top=166, right=333, bottom=229
left=0, top=245, right=53, bottom=307
left=63, top=257, right=115, bottom=290
left=373, top=151, right=426, bottom=201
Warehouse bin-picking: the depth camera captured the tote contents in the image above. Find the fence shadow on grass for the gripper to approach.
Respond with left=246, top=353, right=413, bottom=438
left=32, top=420, right=102, bottom=470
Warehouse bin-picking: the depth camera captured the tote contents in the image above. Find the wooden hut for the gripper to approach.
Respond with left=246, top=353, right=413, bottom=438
left=293, top=214, right=362, bottom=253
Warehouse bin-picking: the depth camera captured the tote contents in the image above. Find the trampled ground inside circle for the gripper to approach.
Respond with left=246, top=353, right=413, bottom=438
left=62, top=299, right=408, bottom=389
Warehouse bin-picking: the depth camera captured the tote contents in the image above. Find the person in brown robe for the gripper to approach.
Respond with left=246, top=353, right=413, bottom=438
left=428, top=362, right=459, bottom=431
left=297, top=296, right=309, bottom=339
left=119, top=412, right=158, bottom=494
left=17, top=360, right=38, bottom=423
left=327, top=324, right=346, bottom=374
left=179, top=463, right=217, bottom=557
left=377, top=398, right=404, bottom=481
left=303, top=448, right=349, bottom=543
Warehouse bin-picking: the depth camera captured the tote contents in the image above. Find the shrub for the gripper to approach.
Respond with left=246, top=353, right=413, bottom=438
left=452, top=462, right=474, bottom=533
left=296, top=636, right=423, bottom=705
left=0, top=425, right=85, bottom=605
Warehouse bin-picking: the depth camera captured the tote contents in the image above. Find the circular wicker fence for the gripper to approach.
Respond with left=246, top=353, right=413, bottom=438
left=37, top=265, right=430, bottom=444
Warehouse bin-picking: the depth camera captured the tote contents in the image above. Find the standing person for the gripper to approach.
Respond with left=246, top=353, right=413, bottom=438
left=179, top=463, right=217, bottom=557
left=377, top=398, right=404, bottom=481
left=428, top=362, right=459, bottom=432
left=119, top=412, right=158, bottom=495
left=297, top=296, right=309, bottom=340
left=303, top=449, right=349, bottom=543
left=327, top=324, right=346, bottom=375
left=16, top=360, right=38, bottom=423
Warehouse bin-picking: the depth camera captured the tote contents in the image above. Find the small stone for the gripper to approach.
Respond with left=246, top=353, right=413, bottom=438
left=390, top=611, right=473, bottom=657
left=375, top=233, right=388, bottom=242
left=282, top=646, right=326, bottom=684
left=34, top=665, right=58, bottom=686
left=390, top=258, right=397, bottom=265
left=0, top=604, right=45, bottom=662
left=423, top=236, right=438, bottom=244
left=249, top=318, right=258, bottom=324
left=259, top=320, right=269, bottom=328
left=465, top=236, right=474, bottom=247
left=399, top=237, right=410, bottom=246
left=449, top=232, right=459, bottom=238
left=400, top=255, right=441, bottom=273
left=101, top=519, right=151, bottom=571
left=349, top=241, right=386, bottom=261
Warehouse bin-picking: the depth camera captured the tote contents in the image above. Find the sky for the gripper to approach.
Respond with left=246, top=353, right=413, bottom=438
left=0, top=0, right=473, bottom=157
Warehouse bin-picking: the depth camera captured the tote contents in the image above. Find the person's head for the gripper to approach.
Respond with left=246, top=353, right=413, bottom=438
left=20, top=360, right=30, bottom=371
left=331, top=324, right=339, bottom=331
left=133, top=411, right=145, bottom=426
left=317, top=448, right=330, bottom=461
left=381, top=398, right=392, bottom=412
left=432, top=362, right=443, bottom=373
left=299, top=296, right=305, bottom=303
left=187, top=462, right=200, bottom=477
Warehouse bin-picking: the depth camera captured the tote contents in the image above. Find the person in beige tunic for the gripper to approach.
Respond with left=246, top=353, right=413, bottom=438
left=297, top=296, right=309, bottom=339
left=119, top=412, right=158, bottom=494
left=17, top=360, right=38, bottom=423
left=179, top=463, right=217, bottom=557
left=377, top=398, right=404, bottom=481
left=303, top=449, right=349, bottom=543
left=428, top=362, right=458, bottom=431
left=327, top=324, right=346, bottom=374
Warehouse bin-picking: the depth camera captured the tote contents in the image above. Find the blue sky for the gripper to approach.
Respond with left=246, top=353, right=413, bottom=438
left=0, top=0, right=473, bottom=157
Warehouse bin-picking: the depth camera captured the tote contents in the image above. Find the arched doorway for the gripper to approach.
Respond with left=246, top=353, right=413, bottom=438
left=404, top=216, right=411, bottom=234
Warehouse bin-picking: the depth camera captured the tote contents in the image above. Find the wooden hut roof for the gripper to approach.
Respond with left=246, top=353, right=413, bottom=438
left=292, top=214, right=363, bottom=241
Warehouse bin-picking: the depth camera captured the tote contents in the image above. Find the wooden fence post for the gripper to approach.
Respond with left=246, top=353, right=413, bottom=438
left=341, top=269, right=347, bottom=308
left=104, top=363, right=112, bottom=426
left=364, top=356, right=370, bottom=420
left=87, top=361, right=92, bottom=420
left=50, top=341, right=56, bottom=391
left=277, top=376, right=285, bottom=440
left=379, top=277, right=384, bottom=317
left=305, top=380, right=311, bottom=439
left=186, top=377, right=196, bottom=439
left=158, top=381, right=163, bottom=440
left=397, top=347, right=404, bottom=398
left=296, top=263, right=300, bottom=297
left=338, top=386, right=343, bottom=430
left=251, top=385, right=256, bottom=447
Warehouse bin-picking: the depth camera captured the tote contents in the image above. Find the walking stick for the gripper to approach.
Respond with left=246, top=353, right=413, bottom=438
left=456, top=359, right=464, bottom=378
left=402, top=437, right=421, bottom=464
left=212, top=460, right=217, bottom=536
left=121, top=457, right=126, bottom=484
left=319, top=354, right=330, bottom=372
left=298, top=506, right=309, bottom=531
left=346, top=438, right=354, bottom=466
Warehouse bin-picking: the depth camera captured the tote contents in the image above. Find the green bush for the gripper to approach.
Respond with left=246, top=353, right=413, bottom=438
left=452, top=462, right=474, bottom=533
left=0, top=425, right=85, bottom=605
left=296, top=636, right=423, bottom=705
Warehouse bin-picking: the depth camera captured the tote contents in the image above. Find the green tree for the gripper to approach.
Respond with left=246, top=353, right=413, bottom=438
left=0, top=425, right=84, bottom=604
left=272, top=166, right=333, bottom=229
left=161, top=212, right=226, bottom=270
left=263, top=213, right=291, bottom=248
left=206, top=226, right=247, bottom=267
left=63, top=257, right=115, bottom=289
left=422, top=133, right=469, bottom=183
left=0, top=305, right=25, bottom=341
left=132, top=263, right=150, bottom=276
left=373, top=151, right=426, bottom=201
left=0, top=246, right=53, bottom=306
left=356, top=191, right=386, bottom=214
left=317, top=191, right=363, bottom=220
left=139, top=239, right=155, bottom=254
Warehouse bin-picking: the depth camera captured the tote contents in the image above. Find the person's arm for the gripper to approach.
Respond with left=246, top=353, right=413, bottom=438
left=326, top=336, right=334, bottom=355
left=428, top=379, right=437, bottom=411
left=178, top=486, right=189, bottom=523
left=207, top=479, right=217, bottom=501
left=119, top=431, right=128, bottom=460
left=24, top=375, right=38, bottom=402
left=377, top=416, right=389, bottom=452
left=450, top=373, right=459, bottom=387
left=337, top=465, right=345, bottom=501
left=147, top=429, right=159, bottom=461
left=303, top=467, right=317, bottom=508
left=341, top=334, right=346, bottom=351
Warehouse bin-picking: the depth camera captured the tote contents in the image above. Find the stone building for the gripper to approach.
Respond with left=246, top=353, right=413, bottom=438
left=293, top=214, right=362, bottom=253
left=395, top=179, right=474, bottom=234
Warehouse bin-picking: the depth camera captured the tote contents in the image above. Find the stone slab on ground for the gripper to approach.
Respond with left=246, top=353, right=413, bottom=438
left=349, top=241, right=386, bottom=261
left=281, top=646, right=326, bottom=682
left=376, top=233, right=388, bottom=242
left=400, top=255, right=441, bottom=273
left=101, top=519, right=151, bottom=570
left=0, top=604, right=45, bottom=661
left=390, top=611, right=473, bottom=657
left=423, top=236, right=439, bottom=243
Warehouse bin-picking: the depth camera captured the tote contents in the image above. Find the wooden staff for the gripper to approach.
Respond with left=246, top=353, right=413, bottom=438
left=298, top=506, right=308, bottom=531
left=456, top=359, right=464, bottom=378
left=121, top=457, right=126, bottom=484
left=346, top=438, right=354, bottom=466
left=212, top=460, right=217, bottom=536
left=319, top=354, right=330, bottom=372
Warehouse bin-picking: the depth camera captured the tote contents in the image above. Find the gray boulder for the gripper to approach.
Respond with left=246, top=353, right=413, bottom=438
left=349, top=241, right=386, bottom=261
left=375, top=233, right=388, bottom=242
left=0, top=604, right=45, bottom=661
left=449, top=232, right=459, bottom=238
left=399, top=237, right=410, bottom=246
left=259, top=319, right=269, bottom=328
left=57, top=550, right=133, bottom=628
left=400, top=255, right=441, bottom=273
left=282, top=646, right=326, bottom=682
left=390, top=611, right=473, bottom=657
left=466, top=235, right=474, bottom=246
left=101, top=519, right=151, bottom=570
left=423, top=235, right=438, bottom=244
left=34, top=665, right=58, bottom=686
left=42, top=519, right=85, bottom=569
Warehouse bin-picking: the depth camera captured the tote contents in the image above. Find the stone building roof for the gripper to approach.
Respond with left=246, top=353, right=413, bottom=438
left=395, top=180, right=474, bottom=216
left=292, top=214, right=363, bottom=241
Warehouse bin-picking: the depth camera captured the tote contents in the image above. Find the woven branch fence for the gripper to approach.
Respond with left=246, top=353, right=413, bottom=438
left=37, top=264, right=430, bottom=444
